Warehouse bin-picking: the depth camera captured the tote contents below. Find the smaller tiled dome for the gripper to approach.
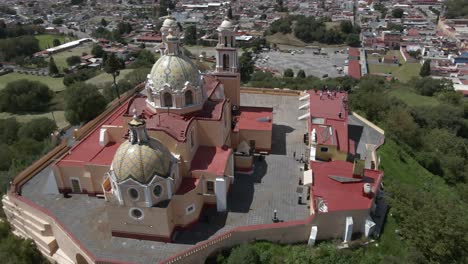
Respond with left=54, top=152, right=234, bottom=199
left=162, top=16, right=177, bottom=29
left=112, top=139, right=172, bottom=184
left=149, top=54, right=200, bottom=91
left=218, top=18, right=234, bottom=31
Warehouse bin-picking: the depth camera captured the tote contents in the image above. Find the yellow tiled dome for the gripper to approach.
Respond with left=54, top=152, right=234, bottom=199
left=149, top=54, right=200, bottom=90
left=112, top=139, right=172, bottom=184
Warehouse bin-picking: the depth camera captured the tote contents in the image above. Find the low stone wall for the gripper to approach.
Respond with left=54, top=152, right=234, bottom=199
left=240, top=87, right=302, bottom=96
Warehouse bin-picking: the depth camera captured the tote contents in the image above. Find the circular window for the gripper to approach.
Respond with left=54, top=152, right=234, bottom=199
left=130, top=208, right=143, bottom=220
left=128, top=188, right=139, bottom=200
left=153, top=185, right=162, bottom=197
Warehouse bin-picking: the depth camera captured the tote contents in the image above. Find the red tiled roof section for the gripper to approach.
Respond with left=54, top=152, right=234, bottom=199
left=234, top=106, right=273, bottom=132
left=127, top=96, right=227, bottom=142
left=348, top=47, right=360, bottom=57
left=190, top=146, right=232, bottom=175
left=175, top=178, right=199, bottom=195
left=310, top=160, right=383, bottom=212
left=308, top=90, right=349, bottom=152
left=348, top=60, right=361, bottom=79
left=56, top=99, right=130, bottom=167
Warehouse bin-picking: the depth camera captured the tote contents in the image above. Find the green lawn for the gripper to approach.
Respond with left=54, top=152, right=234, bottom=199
left=86, top=69, right=134, bottom=86
left=51, top=45, right=92, bottom=70
left=0, top=111, right=68, bottom=129
left=35, top=34, right=75, bottom=50
left=388, top=86, right=439, bottom=107
left=367, top=50, right=421, bottom=83
left=0, top=72, right=65, bottom=92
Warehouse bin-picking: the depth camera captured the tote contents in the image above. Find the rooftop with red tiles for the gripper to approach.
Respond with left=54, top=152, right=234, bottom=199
left=348, top=60, right=362, bottom=79
left=234, top=106, right=273, bottom=132
left=348, top=47, right=360, bottom=57
left=190, top=146, right=232, bottom=176
left=56, top=99, right=130, bottom=168
left=308, top=90, right=349, bottom=152
left=126, top=95, right=226, bottom=142
left=310, top=160, right=383, bottom=212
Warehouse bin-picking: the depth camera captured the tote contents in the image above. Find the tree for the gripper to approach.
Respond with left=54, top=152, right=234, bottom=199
left=18, top=118, right=57, bottom=141
left=52, top=17, right=64, bottom=25
left=184, top=25, right=197, bottom=45
left=413, top=77, right=452, bottom=96
left=284, top=68, right=294, bottom=78
left=0, top=36, right=40, bottom=61
left=33, top=18, right=44, bottom=25
left=227, top=244, right=260, bottom=264
left=53, top=38, right=61, bottom=47
left=49, top=56, right=59, bottom=75
left=104, top=53, right=125, bottom=100
left=64, top=82, right=107, bottom=125
left=297, top=69, right=306, bottom=78
left=66, top=55, right=81, bottom=66
left=0, top=80, right=53, bottom=112
left=346, top=33, right=360, bottom=47
left=239, top=51, right=255, bottom=83
left=0, top=118, right=20, bottom=144
left=100, top=18, right=108, bottom=27
left=63, top=68, right=97, bottom=86
left=133, top=49, right=155, bottom=68
left=420, top=60, right=431, bottom=77
left=91, top=44, right=105, bottom=58
left=392, top=8, right=404, bottom=18
left=227, top=6, right=233, bottom=19
left=340, top=20, right=354, bottom=34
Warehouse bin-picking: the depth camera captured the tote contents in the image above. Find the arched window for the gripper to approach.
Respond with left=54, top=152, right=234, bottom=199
left=224, top=36, right=227, bottom=47
left=163, top=92, right=173, bottom=107
left=223, top=54, right=230, bottom=71
left=185, top=90, right=193, bottom=106
left=231, top=36, right=234, bottom=47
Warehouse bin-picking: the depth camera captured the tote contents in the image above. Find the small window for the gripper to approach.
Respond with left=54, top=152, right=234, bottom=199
left=128, top=188, right=139, bottom=200
left=320, top=147, right=328, bottom=153
left=163, top=92, right=173, bottom=107
left=185, top=90, right=193, bottom=106
left=186, top=204, right=195, bottom=215
left=224, top=36, right=227, bottom=47
left=153, top=185, right=162, bottom=197
left=206, top=181, right=214, bottom=194
left=130, top=208, right=143, bottom=220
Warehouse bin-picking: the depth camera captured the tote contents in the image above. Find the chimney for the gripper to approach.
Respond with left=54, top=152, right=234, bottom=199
left=353, top=159, right=365, bottom=178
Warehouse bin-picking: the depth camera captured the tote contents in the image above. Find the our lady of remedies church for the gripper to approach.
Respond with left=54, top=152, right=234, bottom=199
left=51, top=16, right=273, bottom=242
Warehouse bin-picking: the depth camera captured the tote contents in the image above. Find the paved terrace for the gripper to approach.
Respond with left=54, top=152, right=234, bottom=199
left=21, top=93, right=310, bottom=264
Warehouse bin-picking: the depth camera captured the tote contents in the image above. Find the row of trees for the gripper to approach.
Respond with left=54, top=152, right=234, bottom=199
left=268, top=16, right=361, bottom=46
left=0, top=80, right=53, bottom=113
left=445, top=0, right=468, bottom=19
left=0, top=21, right=45, bottom=39
left=0, top=36, right=40, bottom=61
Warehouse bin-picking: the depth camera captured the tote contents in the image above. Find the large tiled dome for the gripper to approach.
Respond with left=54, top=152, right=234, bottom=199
left=148, top=54, right=200, bottom=91
left=111, top=139, right=172, bottom=184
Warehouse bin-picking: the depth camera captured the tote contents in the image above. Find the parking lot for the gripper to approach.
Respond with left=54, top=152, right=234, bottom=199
left=255, top=47, right=348, bottom=78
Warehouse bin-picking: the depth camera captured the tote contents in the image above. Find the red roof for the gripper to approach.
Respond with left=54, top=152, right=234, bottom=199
left=308, top=90, right=349, bottom=152
left=190, top=146, right=232, bottom=175
left=348, top=47, right=360, bottom=57
left=310, top=160, right=383, bottom=212
left=175, top=178, right=199, bottom=195
left=234, top=106, right=273, bottom=132
left=56, top=99, right=129, bottom=167
left=348, top=60, right=362, bottom=79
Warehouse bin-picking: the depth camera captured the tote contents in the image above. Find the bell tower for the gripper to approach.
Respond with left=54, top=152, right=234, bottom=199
left=214, top=17, right=241, bottom=107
